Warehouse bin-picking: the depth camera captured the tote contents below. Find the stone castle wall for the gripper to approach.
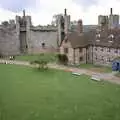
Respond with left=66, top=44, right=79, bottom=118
left=0, top=16, right=58, bottom=55
left=28, top=30, right=58, bottom=53
left=0, top=27, right=20, bottom=56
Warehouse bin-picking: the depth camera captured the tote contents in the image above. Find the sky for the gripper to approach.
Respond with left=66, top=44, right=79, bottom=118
left=0, top=0, right=120, bottom=25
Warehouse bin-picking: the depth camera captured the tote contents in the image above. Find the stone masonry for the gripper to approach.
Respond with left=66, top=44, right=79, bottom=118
left=0, top=10, right=59, bottom=56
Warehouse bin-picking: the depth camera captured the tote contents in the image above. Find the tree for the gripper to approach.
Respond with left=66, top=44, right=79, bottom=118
left=51, top=14, right=63, bottom=26
left=30, top=54, right=49, bottom=70
left=2, top=21, right=9, bottom=26
left=57, top=54, right=68, bottom=65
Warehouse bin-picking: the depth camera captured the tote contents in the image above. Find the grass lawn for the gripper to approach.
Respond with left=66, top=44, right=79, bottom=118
left=79, top=63, right=112, bottom=73
left=0, top=64, right=120, bottom=120
left=15, top=53, right=57, bottom=63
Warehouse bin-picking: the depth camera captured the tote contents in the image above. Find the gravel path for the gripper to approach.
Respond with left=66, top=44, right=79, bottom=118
left=0, top=59, right=120, bottom=84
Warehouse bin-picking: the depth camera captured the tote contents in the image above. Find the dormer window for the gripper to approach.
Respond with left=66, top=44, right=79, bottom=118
left=108, top=34, right=114, bottom=43
left=96, top=33, right=100, bottom=38
left=108, top=34, right=114, bottom=38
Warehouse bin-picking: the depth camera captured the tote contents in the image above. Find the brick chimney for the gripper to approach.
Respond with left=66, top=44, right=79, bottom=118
left=110, top=8, right=113, bottom=15
left=77, top=19, right=83, bottom=34
left=23, top=9, right=26, bottom=17
left=64, top=8, right=67, bottom=16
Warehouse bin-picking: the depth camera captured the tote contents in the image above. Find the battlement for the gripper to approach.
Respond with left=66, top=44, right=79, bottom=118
left=0, top=19, right=16, bottom=29
left=31, top=26, right=57, bottom=32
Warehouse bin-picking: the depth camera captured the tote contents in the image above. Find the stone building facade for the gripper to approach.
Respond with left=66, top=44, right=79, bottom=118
left=60, top=18, right=120, bottom=66
left=0, top=10, right=59, bottom=56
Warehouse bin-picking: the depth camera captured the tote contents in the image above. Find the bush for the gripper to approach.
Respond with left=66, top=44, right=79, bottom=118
left=57, top=54, right=68, bottom=65
left=30, top=53, right=49, bottom=70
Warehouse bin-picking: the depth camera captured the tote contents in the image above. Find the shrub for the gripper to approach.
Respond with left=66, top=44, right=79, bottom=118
left=57, top=54, right=68, bottom=65
left=30, top=53, right=49, bottom=70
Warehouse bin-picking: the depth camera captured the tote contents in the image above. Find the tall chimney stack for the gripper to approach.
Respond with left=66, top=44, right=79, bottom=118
left=110, top=8, right=113, bottom=15
left=64, top=8, right=67, bottom=15
left=77, top=19, right=83, bottom=34
left=23, top=9, right=25, bottom=17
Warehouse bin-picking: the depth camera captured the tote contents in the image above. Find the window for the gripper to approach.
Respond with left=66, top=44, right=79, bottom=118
left=107, top=58, right=111, bottom=62
left=64, top=48, right=68, bottom=54
left=107, top=48, right=111, bottom=52
left=42, top=43, right=45, bottom=48
left=95, top=56, right=97, bottom=60
left=26, top=45, right=28, bottom=49
left=101, top=56, right=104, bottom=61
left=79, top=48, right=82, bottom=53
left=115, top=49, right=118, bottom=53
left=95, top=47, right=97, bottom=51
left=79, top=57, right=83, bottom=61
left=101, top=47, right=103, bottom=52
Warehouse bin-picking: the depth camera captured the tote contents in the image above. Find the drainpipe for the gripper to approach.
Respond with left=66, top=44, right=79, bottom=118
left=86, top=47, right=88, bottom=64
left=92, top=45, right=94, bottom=64
left=73, top=48, right=75, bottom=64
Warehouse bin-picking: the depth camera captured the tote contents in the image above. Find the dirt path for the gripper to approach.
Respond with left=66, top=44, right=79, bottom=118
left=0, top=59, right=120, bottom=85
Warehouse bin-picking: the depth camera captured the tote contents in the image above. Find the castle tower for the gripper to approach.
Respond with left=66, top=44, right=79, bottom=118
left=98, top=15, right=109, bottom=31
left=109, top=8, right=119, bottom=29
left=23, top=9, right=26, bottom=17
left=15, top=10, right=32, bottom=54
left=26, top=15, right=32, bottom=53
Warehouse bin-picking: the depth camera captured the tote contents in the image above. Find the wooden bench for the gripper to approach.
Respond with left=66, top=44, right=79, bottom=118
left=72, top=72, right=82, bottom=76
left=91, top=75, right=101, bottom=81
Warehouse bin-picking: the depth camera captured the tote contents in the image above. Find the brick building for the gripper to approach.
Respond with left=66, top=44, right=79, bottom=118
left=60, top=9, right=120, bottom=66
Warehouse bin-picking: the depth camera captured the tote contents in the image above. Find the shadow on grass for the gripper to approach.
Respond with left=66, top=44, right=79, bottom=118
left=31, top=67, right=61, bottom=74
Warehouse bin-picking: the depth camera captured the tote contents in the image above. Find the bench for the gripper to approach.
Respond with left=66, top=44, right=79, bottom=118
left=72, top=72, right=82, bottom=76
left=91, top=75, right=101, bottom=81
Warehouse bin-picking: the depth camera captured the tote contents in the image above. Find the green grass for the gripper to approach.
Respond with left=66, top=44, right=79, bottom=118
left=0, top=64, right=120, bottom=120
left=15, top=53, right=57, bottom=63
left=79, top=63, right=112, bottom=73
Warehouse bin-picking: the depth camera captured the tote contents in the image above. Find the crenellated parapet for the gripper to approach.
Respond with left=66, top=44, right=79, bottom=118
left=31, top=26, right=57, bottom=32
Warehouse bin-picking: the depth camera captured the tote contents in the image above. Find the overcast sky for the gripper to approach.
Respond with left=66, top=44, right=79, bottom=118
left=0, top=0, right=120, bottom=25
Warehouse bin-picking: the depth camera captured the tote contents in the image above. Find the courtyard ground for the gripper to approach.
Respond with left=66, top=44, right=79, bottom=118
left=0, top=59, right=120, bottom=84
left=78, top=63, right=112, bottom=73
left=15, top=54, right=112, bottom=73
left=116, top=72, right=120, bottom=78
left=0, top=64, right=120, bottom=120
